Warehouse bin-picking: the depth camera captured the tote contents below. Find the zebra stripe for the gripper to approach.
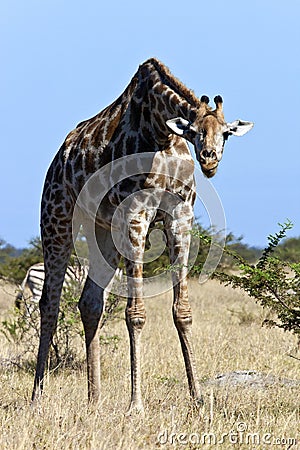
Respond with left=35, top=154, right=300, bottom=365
left=16, top=263, right=123, bottom=307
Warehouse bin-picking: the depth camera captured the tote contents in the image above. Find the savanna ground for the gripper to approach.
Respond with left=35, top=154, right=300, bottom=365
left=0, top=278, right=299, bottom=449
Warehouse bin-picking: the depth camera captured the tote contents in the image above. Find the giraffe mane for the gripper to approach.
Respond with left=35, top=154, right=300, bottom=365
left=76, top=58, right=209, bottom=133
left=142, top=58, right=202, bottom=109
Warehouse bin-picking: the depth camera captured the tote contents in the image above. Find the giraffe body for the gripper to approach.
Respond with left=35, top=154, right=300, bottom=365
left=33, top=58, right=253, bottom=412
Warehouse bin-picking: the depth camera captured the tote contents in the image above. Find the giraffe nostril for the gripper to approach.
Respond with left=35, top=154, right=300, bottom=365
left=201, top=149, right=216, bottom=159
left=201, top=150, right=210, bottom=158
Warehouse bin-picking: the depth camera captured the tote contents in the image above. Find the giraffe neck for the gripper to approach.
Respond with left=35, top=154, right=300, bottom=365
left=59, top=58, right=202, bottom=193
left=130, top=58, right=200, bottom=145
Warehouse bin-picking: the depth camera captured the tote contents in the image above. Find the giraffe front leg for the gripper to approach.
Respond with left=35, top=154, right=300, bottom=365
left=78, top=276, right=103, bottom=404
left=80, top=224, right=120, bottom=404
left=172, top=280, right=203, bottom=407
left=165, top=216, right=203, bottom=408
left=125, top=261, right=146, bottom=415
left=117, top=204, right=156, bottom=414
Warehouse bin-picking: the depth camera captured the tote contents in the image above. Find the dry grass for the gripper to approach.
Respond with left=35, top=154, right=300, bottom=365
left=0, top=279, right=299, bottom=449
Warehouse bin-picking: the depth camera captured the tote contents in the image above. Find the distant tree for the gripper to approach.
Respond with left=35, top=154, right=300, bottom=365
left=73, top=227, right=89, bottom=260
left=0, top=238, right=22, bottom=265
left=143, top=221, right=263, bottom=278
left=142, top=221, right=215, bottom=278
left=0, top=231, right=89, bottom=286
left=0, top=237, right=42, bottom=284
left=143, top=223, right=169, bottom=278
left=220, top=233, right=262, bottom=266
left=189, top=226, right=262, bottom=276
left=275, top=236, right=300, bottom=263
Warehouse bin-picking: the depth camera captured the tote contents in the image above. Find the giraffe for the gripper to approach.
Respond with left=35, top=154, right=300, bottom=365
left=32, top=58, right=253, bottom=413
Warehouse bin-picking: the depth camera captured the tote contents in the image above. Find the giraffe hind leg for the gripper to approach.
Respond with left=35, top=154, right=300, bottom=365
left=32, top=221, right=75, bottom=402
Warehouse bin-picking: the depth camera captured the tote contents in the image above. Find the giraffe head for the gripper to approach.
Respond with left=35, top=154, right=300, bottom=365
left=166, top=96, right=253, bottom=178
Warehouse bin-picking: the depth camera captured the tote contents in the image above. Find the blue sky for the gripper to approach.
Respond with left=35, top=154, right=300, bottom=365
left=1, top=0, right=299, bottom=248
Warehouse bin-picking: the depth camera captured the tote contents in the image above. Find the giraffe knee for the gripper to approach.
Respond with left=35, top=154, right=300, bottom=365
left=173, top=307, right=192, bottom=331
left=130, top=317, right=146, bottom=329
left=126, top=308, right=146, bottom=331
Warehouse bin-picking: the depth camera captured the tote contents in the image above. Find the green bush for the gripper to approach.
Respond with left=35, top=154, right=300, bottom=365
left=194, top=220, right=300, bottom=338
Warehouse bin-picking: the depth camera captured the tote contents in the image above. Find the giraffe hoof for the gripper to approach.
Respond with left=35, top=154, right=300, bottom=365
left=125, top=402, right=145, bottom=417
left=193, top=396, right=204, bottom=409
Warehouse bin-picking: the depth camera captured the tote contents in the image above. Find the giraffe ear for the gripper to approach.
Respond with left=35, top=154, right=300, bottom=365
left=166, top=117, right=196, bottom=137
left=225, top=120, right=254, bottom=137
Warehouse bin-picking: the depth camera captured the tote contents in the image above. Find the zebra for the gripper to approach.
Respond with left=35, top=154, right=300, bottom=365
left=15, top=263, right=124, bottom=313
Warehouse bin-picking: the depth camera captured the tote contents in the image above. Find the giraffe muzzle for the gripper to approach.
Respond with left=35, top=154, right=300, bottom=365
left=198, top=149, right=218, bottom=178
left=201, top=165, right=218, bottom=178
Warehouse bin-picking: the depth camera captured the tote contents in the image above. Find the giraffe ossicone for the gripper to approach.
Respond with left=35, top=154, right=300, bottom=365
left=32, top=58, right=253, bottom=413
